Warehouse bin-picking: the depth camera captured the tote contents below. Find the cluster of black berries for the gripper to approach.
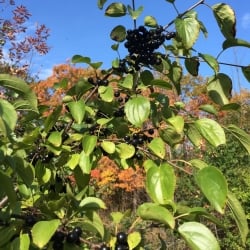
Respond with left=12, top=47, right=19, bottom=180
left=27, top=145, right=54, bottom=165
left=98, top=232, right=129, bottom=250
left=52, top=226, right=82, bottom=250
left=114, top=25, right=176, bottom=73
left=88, top=77, right=109, bottom=86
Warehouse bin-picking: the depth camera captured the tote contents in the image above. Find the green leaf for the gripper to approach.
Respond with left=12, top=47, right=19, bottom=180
left=222, top=38, right=250, bottom=50
left=71, top=55, right=91, bottom=64
left=198, top=53, right=219, bottom=73
left=150, top=79, right=172, bottom=89
left=97, top=0, right=107, bottom=9
left=98, top=86, right=114, bottom=102
left=44, top=105, right=62, bottom=133
left=116, top=143, right=135, bottom=159
left=178, top=222, right=220, bottom=250
left=207, top=73, right=232, bottom=106
left=159, top=126, right=183, bottom=147
left=0, top=170, right=16, bottom=204
left=220, top=103, right=241, bottom=111
left=79, top=197, right=106, bottom=209
left=195, top=166, right=228, bottom=214
left=19, top=233, right=30, bottom=250
left=66, top=153, right=80, bottom=170
left=148, top=137, right=165, bottom=159
left=189, top=159, right=208, bottom=169
left=144, top=16, right=157, bottom=27
left=184, top=57, right=200, bottom=76
left=168, top=61, right=182, bottom=94
left=140, top=70, right=154, bottom=85
left=47, top=131, right=62, bottom=147
left=0, top=99, right=17, bottom=137
left=79, top=151, right=91, bottom=174
left=82, top=135, right=97, bottom=155
left=110, top=211, right=126, bottom=225
left=212, top=3, right=236, bottom=39
left=124, top=95, right=150, bottom=127
left=195, top=118, right=226, bottom=147
left=167, top=115, right=184, bottom=134
left=110, top=25, right=126, bottom=42
left=146, top=163, right=176, bottom=204
left=105, top=3, right=127, bottom=17
left=31, top=220, right=60, bottom=249
left=128, top=231, right=141, bottom=249
left=226, top=124, right=250, bottom=154
left=120, top=73, right=133, bottom=89
left=242, top=65, right=250, bottom=82
left=137, top=202, right=175, bottom=229
left=127, top=5, right=144, bottom=20
left=175, top=12, right=200, bottom=49
left=227, top=192, right=249, bottom=246
left=67, top=100, right=85, bottom=124
left=199, top=104, right=218, bottom=115
left=186, top=123, right=203, bottom=147
left=101, top=141, right=116, bottom=154
left=0, top=223, right=19, bottom=247
left=0, top=74, right=38, bottom=112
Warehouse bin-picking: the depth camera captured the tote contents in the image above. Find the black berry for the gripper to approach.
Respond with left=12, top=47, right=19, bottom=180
left=66, top=231, right=79, bottom=243
left=73, top=226, right=82, bottom=237
left=116, top=232, right=127, bottom=245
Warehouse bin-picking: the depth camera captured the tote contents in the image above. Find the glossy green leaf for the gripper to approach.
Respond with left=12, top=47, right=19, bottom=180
left=35, top=164, right=52, bottom=184
left=82, top=135, right=97, bottom=155
left=101, top=141, right=116, bottom=154
left=186, top=123, right=203, bottom=147
left=0, top=74, right=38, bottom=112
left=198, top=53, right=219, bottom=73
left=148, top=137, right=165, bottom=159
left=105, top=3, right=127, bottom=17
left=159, top=126, right=183, bottom=147
left=195, top=118, right=226, bottom=147
left=98, top=86, right=114, bottom=102
left=226, top=124, right=250, bottom=154
left=124, top=95, right=150, bottom=127
left=184, top=57, right=200, bottom=76
left=128, top=231, right=141, bottom=249
left=242, top=65, right=250, bottom=82
left=127, top=5, right=144, bottom=20
left=196, top=166, right=228, bottom=214
left=110, top=25, right=126, bottom=42
left=31, top=220, right=60, bottom=249
left=66, top=153, right=80, bottom=170
left=120, top=73, right=133, bottom=89
left=79, top=151, right=91, bottom=174
left=207, top=73, right=232, bottom=106
left=67, top=100, right=85, bottom=124
left=144, top=15, right=157, bottom=27
left=189, top=159, right=208, bottom=169
left=47, top=131, right=62, bottom=147
left=178, top=222, right=220, bottom=250
left=167, top=115, right=184, bottom=134
left=222, top=38, right=250, bottom=50
left=212, top=3, right=236, bottom=39
left=146, top=163, right=176, bottom=204
left=137, top=202, right=175, bottom=229
left=79, top=197, right=106, bottom=209
left=0, top=170, right=16, bottom=204
left=175, top=12, right=200, bottom=49
left=116, top=143, right=135, bottom=159
left=0, top=99, right=17, bottom=137
left=13, top=233, right=30, bottom=250
left=227, top=192, right=249, bottom=246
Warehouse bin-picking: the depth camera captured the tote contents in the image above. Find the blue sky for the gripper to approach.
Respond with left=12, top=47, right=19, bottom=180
left=5, top=0, right=250, bottom=91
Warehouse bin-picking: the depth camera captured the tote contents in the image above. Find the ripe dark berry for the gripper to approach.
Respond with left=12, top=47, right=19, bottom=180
left=73, top=226, right=82, bottom=237
left=88, top=77, right=95, bottom=84
left=114, top=91, right=120, bottom=97
left=115, top=244, right=129, bottom=250
left=148, top=128, right=154, bottom=135
left=25, top=214, right=36, bottom=226
left=52, top=231, right=65, bottom=242
left=124, top=135, right=130, bottom=142
left=135, top=152, right=143, bottom=160
left=52, top=240, right=64, bottom=250
left=100, top=244, right=111, bottom=250
left=116, top=232, right=127, bottom=245
left=66, top=231, right=79, bottom=243
left=117, top=96, right=123, bottom=103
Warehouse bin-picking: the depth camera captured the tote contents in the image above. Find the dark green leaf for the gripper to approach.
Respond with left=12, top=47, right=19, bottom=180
left=242, top=65, right=250, bottom=82
left=168, top=61, right=182, bottom=94
left=0, top=170, right=16, bottom=204
left=110, top=25, right=126, bottom=42
left=140, top=70, right=154, bottom=85
left=223, top=38, right=250, bottom=50
left=184, top=57, right=200, bottom=76
left=71, top=55, right=91, bottom=64
left=44, top=105, right=62, bottom=133
left=97, top=0, right=107, bottom=9
left=198, top=53, right=219, bottom=73
left=150, top=79, right=172, bottom=89
left=199, top=104, right=218, bottom=115
left=220, top=103, right=240, bottom=111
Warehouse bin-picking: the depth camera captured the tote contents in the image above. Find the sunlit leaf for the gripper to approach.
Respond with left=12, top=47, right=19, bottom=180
left=227, top=192, right=249, bottom=246
left=127, top=5, right=144, bottom=20
left=98, top=86, right=114, bottom=102
left=31, top=220, right=60, bottom=249
left=67, top=100, right=85, bottom=124
left=124, top=95, right=150, bottom=127
left=195, top=118, right=226, bottom=147
left=79, top=197, right=106, bottom=209
left=101, top=141, right=116, bottom=154
left=71, top=55, right=91, bottom=64
left=196, top=166, right=228, bottom=214
left=137, top=202, right=175, bottom=229
left=79, top=151, right=91, bottom=174
left=47, top=131, right=62, bottom=147
left=198, top=53, right=219, bottom=73
left=199, top=104, right=218, bottom=115
left=148, top=137, right=165, bottom=159
left=175, top=11, right=200, bottom=49
left=144, top=15, right=157, bottom=27
left=167, top=115, right=184, bottom=134
left=212, top=3, right=236, bottom=39
left=128, top=231, right=141, bottom=249
left=146, top=163, right=176, bottom=204
left=116, top=143, right=135, bottom=159
left=105, top=3, right=127, bottom=17
left=178, top=222, right=220, bottom=250
left=82, top=135, right=97, bottom=155
left=222, top=38, right=250, bottom=50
